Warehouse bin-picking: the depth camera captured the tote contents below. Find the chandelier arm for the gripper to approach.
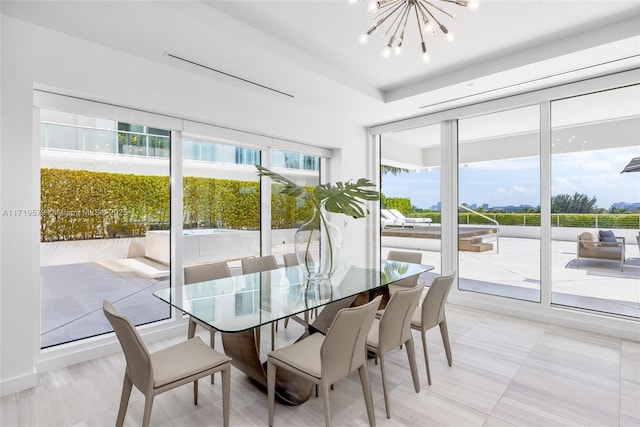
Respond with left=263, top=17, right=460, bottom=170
left=414, top=4, right=426, bottom=47
left=399, top=3, right=412, bottom=39
left=385, top=2, right=411, bottom=39
left=422, top=0, right=456, bottom=19
left=416, top=1, right=447, bottom=32
left=374, top=0, right=408, bottom=28
left=376, top=0, right=404, bottom=12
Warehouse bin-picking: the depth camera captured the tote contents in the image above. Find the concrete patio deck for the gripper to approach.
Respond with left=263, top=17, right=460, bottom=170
left=40, top=236, right=639, bottom=348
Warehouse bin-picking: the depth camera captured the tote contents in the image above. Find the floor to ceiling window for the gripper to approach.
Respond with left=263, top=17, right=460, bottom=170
left=458, top=106, right=541, bottom=302
left=380, top=124, right=442, bottom=275
left=550, top=85, right=640, bottom=318
left=40, top=109, right=171, bottom=348
left=269, top=150, right=320, bottom=265
left=182, top=138, right=261, bottom=274
left=374, top=70, right=639, bottom=327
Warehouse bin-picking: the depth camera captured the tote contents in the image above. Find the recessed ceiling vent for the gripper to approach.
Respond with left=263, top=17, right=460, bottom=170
left=165, top=52, right=294, bottom=98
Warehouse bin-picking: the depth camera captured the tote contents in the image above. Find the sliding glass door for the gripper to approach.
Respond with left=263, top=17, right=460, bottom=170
left=550, top=85, right=640, bottom=318
left=40, top=109, right=171, bottom=348
left=380, top=124, right=442, bottom=275
left=457, top=106, right=541, bottom=301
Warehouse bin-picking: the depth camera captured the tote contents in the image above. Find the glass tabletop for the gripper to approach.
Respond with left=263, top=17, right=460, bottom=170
left=153, top=257, right=433, bottom=333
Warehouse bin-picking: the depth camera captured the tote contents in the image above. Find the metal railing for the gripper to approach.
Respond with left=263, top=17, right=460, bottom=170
left=459, top=204, right=500, bottom=253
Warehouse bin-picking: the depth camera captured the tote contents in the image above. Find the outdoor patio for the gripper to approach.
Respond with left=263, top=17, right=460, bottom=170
left=40, top=236, right=640, bottom=348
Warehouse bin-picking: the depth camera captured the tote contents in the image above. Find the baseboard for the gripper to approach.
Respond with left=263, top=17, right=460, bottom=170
left=0, top=370, right=38, bottom=397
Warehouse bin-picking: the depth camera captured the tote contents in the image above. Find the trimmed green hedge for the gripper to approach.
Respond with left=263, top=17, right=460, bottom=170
left=41, top=169, right=313, bottom=242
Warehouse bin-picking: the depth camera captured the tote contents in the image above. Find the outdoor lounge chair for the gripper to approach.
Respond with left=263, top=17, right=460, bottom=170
left=387, top=209, right=432, bottom=227
left=380, top=209, right=404, bottom=227
left=577, top=230, right=625, bottom=271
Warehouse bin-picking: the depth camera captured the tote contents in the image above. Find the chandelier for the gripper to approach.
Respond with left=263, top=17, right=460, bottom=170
left=349, top=0, right=479, bottom=62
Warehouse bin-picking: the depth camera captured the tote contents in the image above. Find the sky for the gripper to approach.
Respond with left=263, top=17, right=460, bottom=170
left=382, top=146, right=640, bottom=210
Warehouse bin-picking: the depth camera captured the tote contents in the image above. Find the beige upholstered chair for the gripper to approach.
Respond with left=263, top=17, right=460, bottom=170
left=184, top=261, right=232, bottom=383
left=267, top=296, right=382, bottom=427
left=386, top=250, right=422, bottom=295
left=410, top=273, right=456, bottom=385
left=366, top=286, right=422, bottom=419
left=241, top=255, right=280, bottom=350
left=102, top=301, right=231, bottom=427
left=283, top=252, right=299, bottom=268
left=282, top=252, right=316, bottom=327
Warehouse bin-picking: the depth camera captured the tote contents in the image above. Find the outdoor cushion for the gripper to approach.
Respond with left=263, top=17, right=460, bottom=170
left=580, top=231, right=598, bottom=250
left=599, top=229, right=617, bottom=243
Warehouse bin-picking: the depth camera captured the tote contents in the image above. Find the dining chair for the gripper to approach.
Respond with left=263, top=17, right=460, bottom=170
left=410, top=273, right=456, bottom=385
left=241, top=255, right=280, bottom=350
left=102, top=300, right=232, bottom=427
left=267, top=295, right=381, bottom=427
left=282, top=252, right=316, bottom=327
left=184, top=261, right=232, bottom=383
left=366, top=286, right=422, bottom=419
left=386, top=250, right=423, bottom=295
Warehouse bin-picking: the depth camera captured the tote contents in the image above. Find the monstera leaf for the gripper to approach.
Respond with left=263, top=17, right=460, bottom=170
left=255, top=165, right=379, bottom=218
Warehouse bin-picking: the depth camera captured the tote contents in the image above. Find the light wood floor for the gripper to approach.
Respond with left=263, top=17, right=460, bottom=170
left=2, top=304, right=639, bottom=426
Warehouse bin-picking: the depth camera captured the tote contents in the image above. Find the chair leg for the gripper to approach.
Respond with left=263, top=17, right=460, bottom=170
left=420, top=329, right=432, bottom=385
left=267, top=361, right=276, bottom=427
left=405, top=338, right=420, bottom=393
left=187, top=318, right=196, bottom=339
left=193, top=379, right=198, bottom=405
left=222, top=365, right=231, bottom=427
left=439, top=319, right=452, bottom=367
left=116, top=373, right=133, bottom=427
left=210, top=329, right=216, bottom=384
left=321, top=381, right=332, bottom=427
left=271, top=323, right=276, bottom=351
left=379, top=353, right=391, bottom=419
left=284, top=317, right=289, bottom=328
left=142, top=394, right=154, bottom=427
left=358, top=364, right=376, bottom=427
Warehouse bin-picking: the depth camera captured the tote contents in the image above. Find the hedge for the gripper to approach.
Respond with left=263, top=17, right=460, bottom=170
left=41, top=169, right=314, bottom=242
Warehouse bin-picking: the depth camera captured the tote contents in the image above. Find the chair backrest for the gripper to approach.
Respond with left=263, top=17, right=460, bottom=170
left=241, top=255, right=279, bottom=274
left=184, top=261, right=231, bottom=284
left=321, top=296, right=381, bottom=385
left=389, top=209, right=407, bottom=219
left=387, top=250, right=422, bottom=288
left=380, top=209, right=396, bottom=220
left=102, top=300, right=152, bottom=393
left=378, top=286, right=422, bottom=352
left=283, top=253, right=299, bottom=267
left=421, top=274, right=456, bottom=329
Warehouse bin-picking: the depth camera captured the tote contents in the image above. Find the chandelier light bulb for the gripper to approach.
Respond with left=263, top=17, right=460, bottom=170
left=424, top=20, right=434, bottom=32
left=382, top=46, right=392, bottom=58
left=368, top=1, right=379, bottom=12
left=468, top=0, right=479, bottom=10
left=348, top=0, right=359, bottom=5
left=422, top=53, right=431, bottom=63
left=359, top=33, right=369, bottom=44
left=394, top=45, right=402, bottom=55
left=447, top=31, right=455, bottom=42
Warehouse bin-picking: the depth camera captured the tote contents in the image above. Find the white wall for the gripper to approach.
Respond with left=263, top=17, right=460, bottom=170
left=0, top=15, right=371, bottom=395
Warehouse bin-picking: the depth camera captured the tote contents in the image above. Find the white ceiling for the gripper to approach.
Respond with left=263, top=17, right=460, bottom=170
left=2, top=0, right=640, bottom=128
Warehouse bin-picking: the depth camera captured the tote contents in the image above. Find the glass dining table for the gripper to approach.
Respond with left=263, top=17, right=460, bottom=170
left=154, top=256, right=433, bottom=405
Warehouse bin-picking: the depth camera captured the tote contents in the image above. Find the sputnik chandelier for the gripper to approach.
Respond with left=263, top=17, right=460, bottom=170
left=349, top=0, right=479, bottom=62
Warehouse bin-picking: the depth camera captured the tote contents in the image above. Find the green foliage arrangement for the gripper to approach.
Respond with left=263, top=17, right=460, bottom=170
left=255, top=165, right=379, bottom=218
